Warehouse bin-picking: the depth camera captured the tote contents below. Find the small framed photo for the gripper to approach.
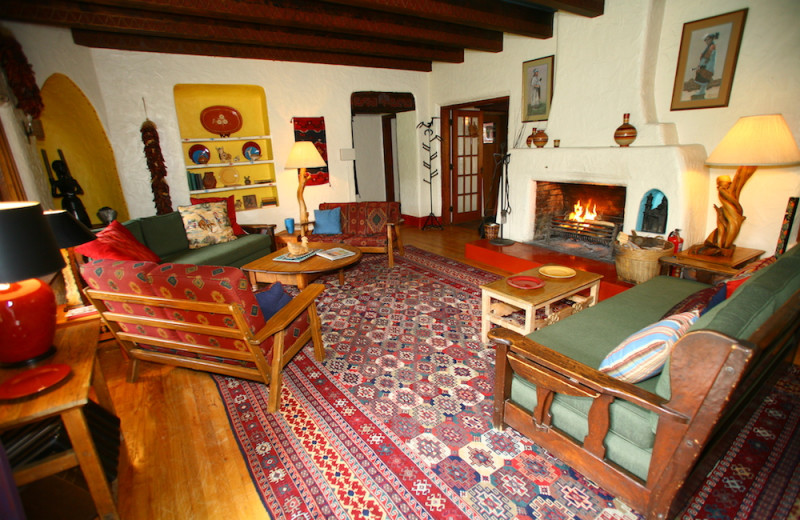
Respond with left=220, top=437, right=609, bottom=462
left=670, top=9, right=747, bottom=110
left=522, top=55, right=554, bottom=122
left=482, top=122, right=495, bottom=144
left=242, top=194, right=258, bottom=210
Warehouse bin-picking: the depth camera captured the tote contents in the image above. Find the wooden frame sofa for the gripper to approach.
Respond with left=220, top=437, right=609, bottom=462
left=490, top=242, right=800, bottom=518
left=81, top=260, right=323, bottom=412
left=303, top=201, right=404, bottom=267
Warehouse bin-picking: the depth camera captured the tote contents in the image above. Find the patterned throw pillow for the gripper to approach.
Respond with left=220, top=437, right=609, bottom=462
left=599, top=311, right=699, bottom=383
left=75, top=219, right=161, bottom=262
left=190, top=195, right=245, bottom=235
left=178, top=202, right=237, bottom=249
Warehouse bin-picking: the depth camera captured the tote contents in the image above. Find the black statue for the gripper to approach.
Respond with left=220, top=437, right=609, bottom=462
left=50, top=159, right=91, bottom=228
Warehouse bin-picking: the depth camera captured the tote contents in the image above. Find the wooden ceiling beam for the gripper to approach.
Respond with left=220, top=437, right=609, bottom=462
left=75, top=0, right=505, bottom=52
left=316, top=0, right=554, bottom=39
left=0, top=0, right=465, bottom=63
left=71, top=29, right=434, bottom=71
left=513, top=0, right=604, bottom=18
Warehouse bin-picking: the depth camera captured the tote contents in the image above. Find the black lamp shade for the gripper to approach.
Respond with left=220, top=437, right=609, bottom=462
left=44, top=210, right=97, bottom=249
left=0, top=202, right=65, bottom=283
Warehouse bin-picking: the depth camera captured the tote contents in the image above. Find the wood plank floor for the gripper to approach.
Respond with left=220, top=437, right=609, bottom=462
left=90, top=224, right=510, bottom=520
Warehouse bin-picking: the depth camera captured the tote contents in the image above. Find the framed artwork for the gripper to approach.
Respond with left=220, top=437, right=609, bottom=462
left=242, top=194, right=258, bottom=210
left=482, top=122, right=495, bottom=144
left=522, top=55, right=554, bottom=122
left=670, top=9, right=747, bottom=110
left=776, top=197, right=798, bottom=256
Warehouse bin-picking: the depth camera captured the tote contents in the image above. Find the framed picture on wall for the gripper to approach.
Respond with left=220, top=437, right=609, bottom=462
left=242, top=194, right=258, bottom=210
left=522, top=55, right=554, bottom=122
left=670, top=9, right=747, bottom=110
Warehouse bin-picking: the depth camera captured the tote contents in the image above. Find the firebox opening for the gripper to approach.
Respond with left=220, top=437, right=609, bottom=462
left=531, top=181, right=626, bottom=262
left=637, top=189, right=668, bottom=234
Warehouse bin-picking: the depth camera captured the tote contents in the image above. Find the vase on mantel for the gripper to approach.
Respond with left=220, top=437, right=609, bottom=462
left=526, top=128, right=536, bottom=148
left=614, top=113, right=637, bottom=147
left=202, top=171, right=217, bottom=189
left=533, top=129, right=549, bottom=148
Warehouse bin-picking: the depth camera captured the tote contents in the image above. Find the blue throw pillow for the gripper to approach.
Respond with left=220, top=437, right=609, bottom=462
left=255, top=282, right=293, bottom=321
left=314, top=207, right=341, bottom=234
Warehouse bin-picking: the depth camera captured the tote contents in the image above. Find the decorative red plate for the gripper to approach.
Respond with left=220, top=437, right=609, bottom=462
left=200, top=105, right=243, bottom=137
left=506, top=275, right=544, bottom=290
left=0, top=364, right=71, bottom=400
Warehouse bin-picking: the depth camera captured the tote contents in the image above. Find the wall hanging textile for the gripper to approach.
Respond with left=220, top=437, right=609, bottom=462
left=292, top=117, right=328, bottom=186
left=140, top=119, right=172, bottom=215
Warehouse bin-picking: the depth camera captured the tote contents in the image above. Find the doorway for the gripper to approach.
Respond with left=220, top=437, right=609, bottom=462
left=440, top=98, right=509, bottom=225
left=350, top=92, right=415, bottom=204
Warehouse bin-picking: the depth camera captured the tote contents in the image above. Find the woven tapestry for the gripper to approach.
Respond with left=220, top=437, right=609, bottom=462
left=292, top=117, right=328, bottom=186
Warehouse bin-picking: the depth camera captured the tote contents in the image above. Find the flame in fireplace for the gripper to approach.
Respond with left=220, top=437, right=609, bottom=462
left=568, top=199, right=598, bottom=223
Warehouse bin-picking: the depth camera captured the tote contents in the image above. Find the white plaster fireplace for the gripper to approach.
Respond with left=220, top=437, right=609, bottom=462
left=502, top=145, right=710, bottom=249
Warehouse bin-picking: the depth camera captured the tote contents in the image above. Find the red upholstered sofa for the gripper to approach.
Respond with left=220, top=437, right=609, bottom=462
left=81, top=260, right=323, bottom=412
left=304, top=201, right=404, bottom=267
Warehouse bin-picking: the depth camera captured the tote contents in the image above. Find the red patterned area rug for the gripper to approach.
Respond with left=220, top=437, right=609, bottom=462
left=213, top=247, right=800, bottom=519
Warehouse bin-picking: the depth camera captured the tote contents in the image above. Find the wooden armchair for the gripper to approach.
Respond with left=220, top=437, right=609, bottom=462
left=81, top=260, right=324, bottom=412
left=490, top=287, right=800, bottom=518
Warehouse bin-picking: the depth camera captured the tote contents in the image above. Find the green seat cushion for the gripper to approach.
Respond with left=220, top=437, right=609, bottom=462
left=139, top=212, right=190, bottom=258
left=528, top=276, right=708, bottom=367
left=160, top=234, right=269, bottom=266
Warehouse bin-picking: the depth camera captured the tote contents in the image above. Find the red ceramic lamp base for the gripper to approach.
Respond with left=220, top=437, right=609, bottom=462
left=0, top=278, right=57, bottom=367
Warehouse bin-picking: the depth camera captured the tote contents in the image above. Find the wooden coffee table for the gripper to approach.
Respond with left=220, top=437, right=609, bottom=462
left=243, top=242, right=362, bottom=290
left=481, top=265, right=602, bottom=343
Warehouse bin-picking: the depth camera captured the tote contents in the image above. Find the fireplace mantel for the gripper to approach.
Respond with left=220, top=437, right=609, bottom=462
left=503, top=145, right=709, bottom=246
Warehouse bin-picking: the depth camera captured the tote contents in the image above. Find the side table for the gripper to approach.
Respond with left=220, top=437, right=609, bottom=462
left=659, top=247, right=765, bottom=284
left=0, top=321, right=120, bottom=520
left=481, top=266, right=602, bottom=343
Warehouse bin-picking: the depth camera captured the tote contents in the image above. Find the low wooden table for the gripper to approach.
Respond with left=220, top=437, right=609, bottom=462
left=481, top=265, right=603, bottom=343
left=0, top=321, right=120, bottom=520
left=659, top=246, right=765, bottom=284
left=242, top=242, right=362, bottom=290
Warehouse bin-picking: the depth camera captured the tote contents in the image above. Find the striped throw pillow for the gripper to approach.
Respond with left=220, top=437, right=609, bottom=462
left=599, top=311, right=699, bottom=383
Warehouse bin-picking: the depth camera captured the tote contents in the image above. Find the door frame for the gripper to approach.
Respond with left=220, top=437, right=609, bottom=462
left=440, top=96, right=509, bottom=225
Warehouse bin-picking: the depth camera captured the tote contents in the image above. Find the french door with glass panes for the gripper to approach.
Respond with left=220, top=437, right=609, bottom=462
left=450, top=110, right=482, bottom=224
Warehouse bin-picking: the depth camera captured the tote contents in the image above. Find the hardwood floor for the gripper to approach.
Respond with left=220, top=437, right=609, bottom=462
left=88, top=224, right=510, bottom=519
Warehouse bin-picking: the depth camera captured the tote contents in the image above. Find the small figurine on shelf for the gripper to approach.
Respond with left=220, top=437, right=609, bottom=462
left=216, top=147, right=233, bottom=163
left=244, top=176, right=251, bottom=185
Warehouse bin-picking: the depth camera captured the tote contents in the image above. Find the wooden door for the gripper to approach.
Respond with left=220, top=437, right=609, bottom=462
left=451, top=110, right=482, bottom=224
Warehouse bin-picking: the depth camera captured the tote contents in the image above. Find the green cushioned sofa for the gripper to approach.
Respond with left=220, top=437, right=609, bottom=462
left=122, top=212, right=273, bottom=267
left=490, top=242, right=800, bottom=519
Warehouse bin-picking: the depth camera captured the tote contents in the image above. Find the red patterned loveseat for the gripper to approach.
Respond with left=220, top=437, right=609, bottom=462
left=81, top=259, right=323, bottom=412
left=304, top=201, right=404, bottom=267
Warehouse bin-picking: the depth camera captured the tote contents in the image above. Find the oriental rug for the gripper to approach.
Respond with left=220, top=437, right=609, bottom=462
left=214, top=246, right=800, bottom=519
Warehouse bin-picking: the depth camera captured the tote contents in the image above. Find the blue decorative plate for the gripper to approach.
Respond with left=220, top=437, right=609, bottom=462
left=242, top=141, right=261, bottom=161
left=189, top=144, right=210, bottom=165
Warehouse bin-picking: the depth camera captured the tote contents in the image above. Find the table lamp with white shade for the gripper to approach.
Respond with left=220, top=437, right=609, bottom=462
left=692, top=114, right=800, bottom=257
left=285, top=141, right=327, bottom=227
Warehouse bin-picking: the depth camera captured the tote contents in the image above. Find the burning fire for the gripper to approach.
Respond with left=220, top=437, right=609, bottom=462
left=568, top=199, right=598, bottom=222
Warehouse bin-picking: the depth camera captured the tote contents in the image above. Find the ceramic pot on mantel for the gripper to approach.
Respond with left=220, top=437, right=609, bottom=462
left=533, top=129, right=549, bottom=148
left=614, top=113, right=637, bottom=147
left=526, top=128, right=536, bottom=148
left=202, top=171, right=217, bottom=189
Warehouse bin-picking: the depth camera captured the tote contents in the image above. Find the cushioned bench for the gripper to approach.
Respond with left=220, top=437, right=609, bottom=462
left=491, top=242, right=800, bottom=518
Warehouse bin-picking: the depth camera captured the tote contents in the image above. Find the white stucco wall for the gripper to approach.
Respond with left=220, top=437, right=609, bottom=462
left=3, top=0, right=799, bottom=253
left=2, top=21, right=429, bottom=224
left=428, top=0, right=800, bottom=252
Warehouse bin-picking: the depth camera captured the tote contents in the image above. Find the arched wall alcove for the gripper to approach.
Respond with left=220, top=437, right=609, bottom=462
left=637, top=188, right=668, bottom=234
left=38, top=73, right=128, bottom=225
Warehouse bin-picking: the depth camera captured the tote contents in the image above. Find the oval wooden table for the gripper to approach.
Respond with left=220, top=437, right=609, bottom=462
left=242, top=242, right=362, bottom=290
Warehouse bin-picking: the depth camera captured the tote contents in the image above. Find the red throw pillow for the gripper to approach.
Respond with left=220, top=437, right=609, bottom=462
left=725, top=256, right=777, bottom=297
left=190, top=195, right=245, bottom=235
left=75, top=220, right=161, bottom=262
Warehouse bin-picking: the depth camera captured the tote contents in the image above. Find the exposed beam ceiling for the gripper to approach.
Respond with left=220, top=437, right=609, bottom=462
left=0, top=0, right=604, bottom=71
